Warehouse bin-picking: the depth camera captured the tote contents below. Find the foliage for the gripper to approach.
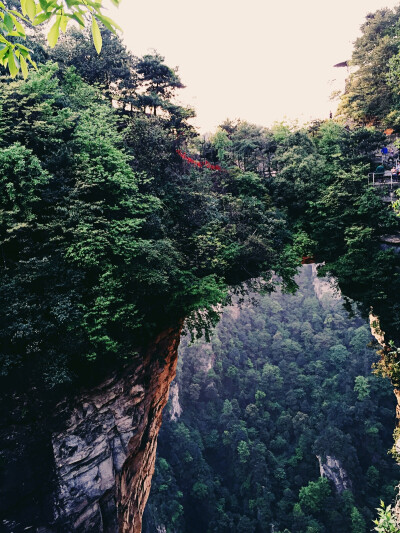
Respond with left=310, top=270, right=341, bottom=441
left=0, top=0, right=122, bottom=78
left=299, top=478, right=331, bottom=514
left=45, top=26, right=136, bottom=101
left=134, top=52, right=184, bottom=115
left=0, top=51, right=295, bottom=389
left=337, top=6, right=400, bottom=127
left=373, top=501, right=400, bottom=533
left=146, top=268, right=399, bottom=533
left=2, top=9, right=400, bottom=530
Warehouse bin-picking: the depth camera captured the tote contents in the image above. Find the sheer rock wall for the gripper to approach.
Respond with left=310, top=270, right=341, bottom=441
left=0, top=324, right=182, bottom=533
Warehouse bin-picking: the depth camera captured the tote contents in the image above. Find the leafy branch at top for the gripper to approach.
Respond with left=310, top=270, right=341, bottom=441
left=0, top=0, right=122, bottom=78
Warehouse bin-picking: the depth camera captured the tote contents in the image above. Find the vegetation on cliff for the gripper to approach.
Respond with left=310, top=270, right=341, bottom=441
left=2, top=13, right=400, bottom=397
left=0, top=31, right=295, bottom=391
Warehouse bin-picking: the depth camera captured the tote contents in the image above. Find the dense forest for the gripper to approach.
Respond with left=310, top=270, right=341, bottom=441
left=0, top=35, right=295, bottom=392
left=2, top=1, right=400, bottom=531
left=2, top=4, right=400, bottom=394
left=145, top=267, right=399, bottom=533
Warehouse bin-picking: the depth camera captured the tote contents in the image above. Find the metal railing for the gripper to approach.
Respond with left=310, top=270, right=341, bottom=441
left=368, top=171, right=400, bottom=187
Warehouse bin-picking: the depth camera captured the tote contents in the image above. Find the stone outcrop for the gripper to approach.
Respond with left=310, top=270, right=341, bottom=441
left=317, top=455, right=352, bottom=493
left=0, top=324, right=182, bottom=533
left=311, top=264, right=340, bottom=305
left=369, top=310, right=386, bottom=347
left=168, top=382, right=182, bottom=422
left=380, top=233, right=400, bottom=254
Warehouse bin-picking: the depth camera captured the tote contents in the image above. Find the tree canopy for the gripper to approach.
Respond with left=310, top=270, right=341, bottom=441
left=337, top=6, right=400, bottom=127
left=145, top=268, right=399, bottom=533
left=0, top=0, right=122, bottom=78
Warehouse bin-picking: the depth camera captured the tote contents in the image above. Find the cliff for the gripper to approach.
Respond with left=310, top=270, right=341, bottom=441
left=317, top=455, right=351, bottom=493
left=0, top=324, right=182, bottom=532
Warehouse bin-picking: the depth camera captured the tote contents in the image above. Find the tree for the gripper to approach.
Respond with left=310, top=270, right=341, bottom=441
left=237, top=440, right=250, bottom=463
left=134, top=52, right=184, bottom=116
left=351, top=506, right=366, bottom=533
left=373, top=501, right=399, bottom=533
left=299, top=478, right=332, bottom=514
left=354, top=376, right=371, bottom=401
left=0, top=0, right=122, bottom=78
left=337, top=6, right=400, bottom=126
left=46, top=26, right=136, bottom=101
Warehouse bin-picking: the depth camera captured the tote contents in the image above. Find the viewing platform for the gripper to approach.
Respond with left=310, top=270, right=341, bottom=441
left=368, top=171, right=400, bottom=187
left=368, top=171, right=400, bottom=202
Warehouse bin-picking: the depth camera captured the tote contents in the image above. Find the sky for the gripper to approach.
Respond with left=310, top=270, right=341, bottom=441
left=107, top=0, right=400, bottom=133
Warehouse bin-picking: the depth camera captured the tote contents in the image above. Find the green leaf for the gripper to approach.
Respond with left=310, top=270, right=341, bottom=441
left=7, top=49, right=20, bottom=77
left=16, top=43, right=31, bottom=52
left=18, top=47, right=29, bottom=57
left=59, top=13, right=68, bottom=33
left=19, top=55, right=28, bottom=78
left=33, top=11, right=51, bottom=25
left=9, top=9, right=28, bottom=21
left=4, top=12, right=14, bottom=32
left=0, top=44, right=9, bottom=62
left=95, top=13, right=121, bottom=33
left=26, top=54, right=37, bottom=68
left=20, top=0, right=27, bottom=16
left=71, top=11, right=84, bottom=26
left=25, top=0, right=36, bottom=21
left=45, top=0, right=59, bottom=9
left=47, top=15, right=60, bottom=47
left=91, top=15, right=102, bottom=54
left=84, top=0, right=102, bottom=9
left=10, top=16, right=26, bottom=36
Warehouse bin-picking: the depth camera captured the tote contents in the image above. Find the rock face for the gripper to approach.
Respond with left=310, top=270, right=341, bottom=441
left=380, top=233, right=400, bottom=254
left=0, top=324, right=182, bottom=533
left=369, top=311, right=386, bottom=347
left=367, top=313, right=400, bottom=526
left=317, top=455, right=352, bottom=493
left=311, top=264, right=340, bottom=305
left=168, top=382, right=182, bottom=422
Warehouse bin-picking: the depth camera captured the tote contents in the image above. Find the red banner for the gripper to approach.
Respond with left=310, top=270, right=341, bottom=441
left=176, top=150, right=223, bottom=172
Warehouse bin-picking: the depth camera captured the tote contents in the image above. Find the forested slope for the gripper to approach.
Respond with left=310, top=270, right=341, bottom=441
left=146, top=267, right=399, bottom=533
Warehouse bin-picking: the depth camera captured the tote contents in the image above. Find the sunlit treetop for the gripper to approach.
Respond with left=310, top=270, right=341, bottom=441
left=0, top=0, right=122, bottom=78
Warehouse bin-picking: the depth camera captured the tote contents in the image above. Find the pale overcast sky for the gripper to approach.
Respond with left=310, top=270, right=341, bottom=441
left=107, top=0, right=400, bottom=133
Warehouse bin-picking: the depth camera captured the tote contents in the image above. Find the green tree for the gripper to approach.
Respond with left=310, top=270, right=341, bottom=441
left=135, top=52, right=184, bottom=116
left=373, top=501, right=399, bottom=533
left=354, top=376, right=371, bottom=401
left=237, top=440, right=250, bottom=463
left=337, top=6, right=400, bottom=126
left=351, top=506, right=366, bottom=533
left=0, top=0, right=122, bottom=78
left=46, top=26, right=136, bottom=102
left=299, top=478, right=332, bottom=514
